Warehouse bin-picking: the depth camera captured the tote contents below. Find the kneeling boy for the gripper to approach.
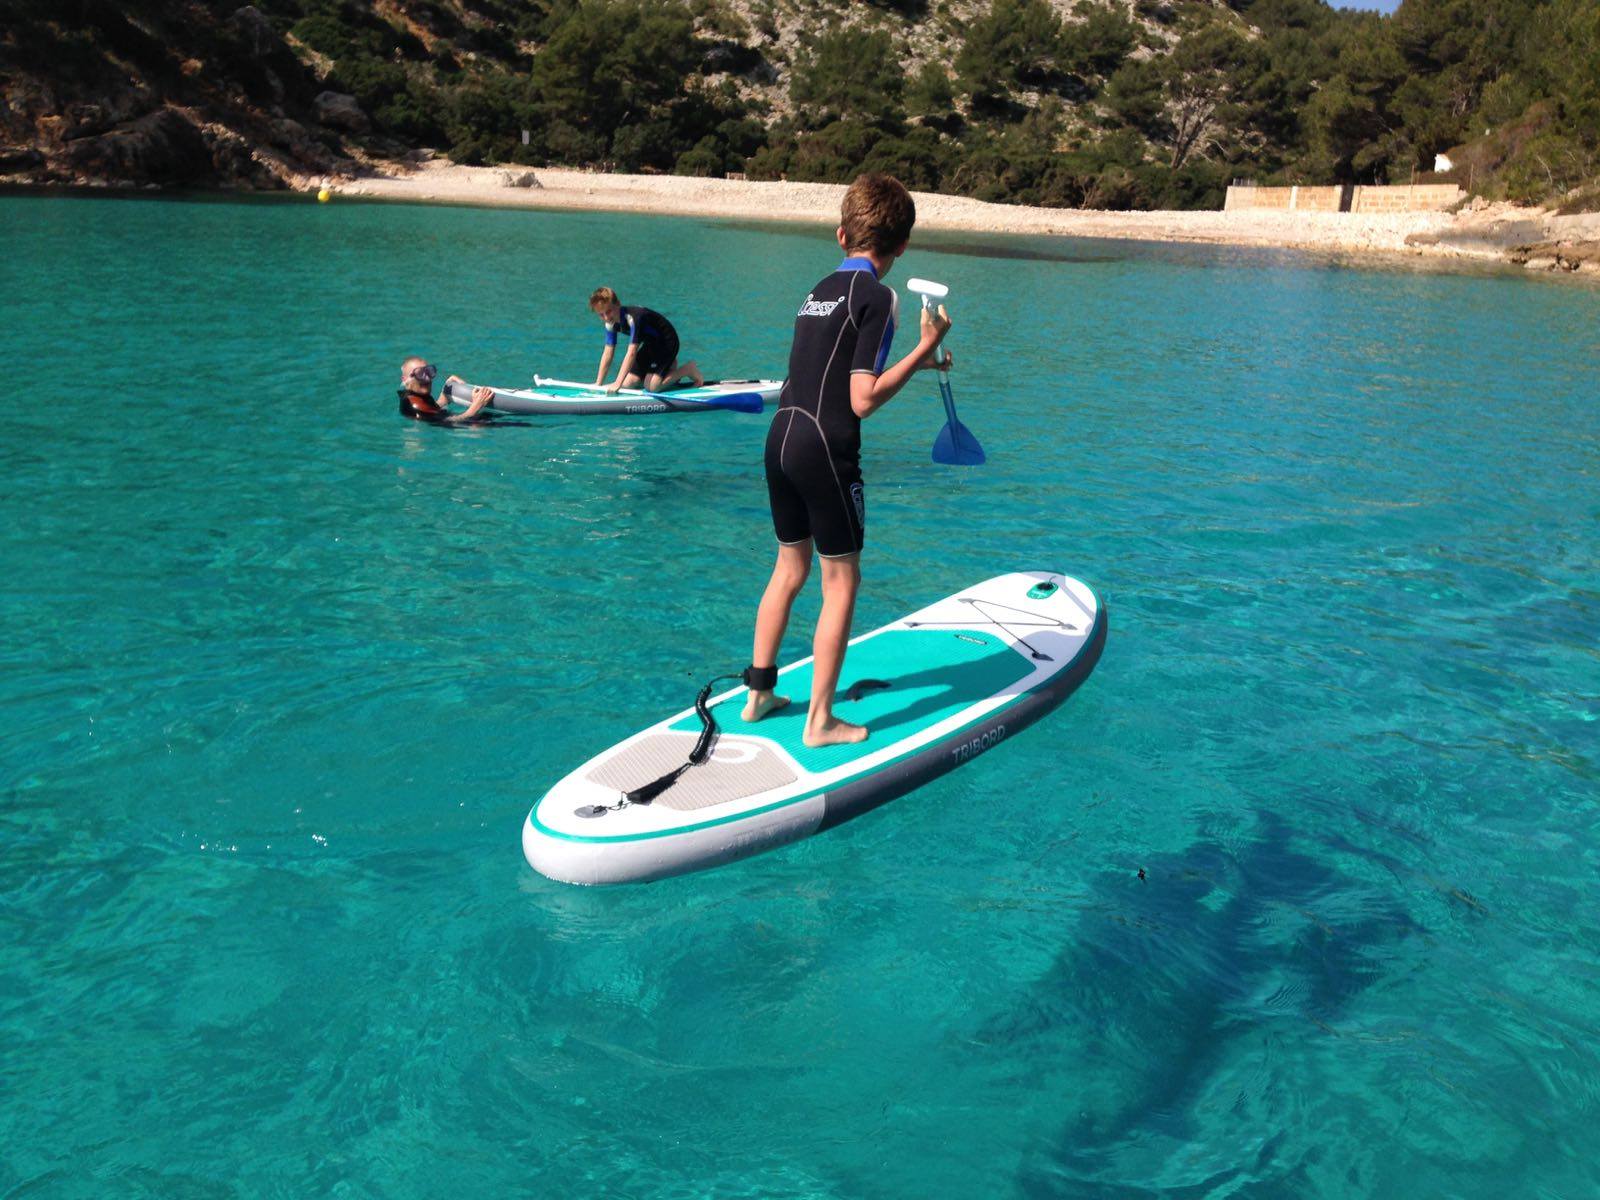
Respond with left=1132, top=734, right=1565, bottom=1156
left=589, top=288, right=704, bottom=394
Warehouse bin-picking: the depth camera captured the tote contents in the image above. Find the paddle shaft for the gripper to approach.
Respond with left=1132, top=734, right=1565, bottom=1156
left=936, top=361, right=957, bottom=424
left=918, top=292, right=985, bottom=465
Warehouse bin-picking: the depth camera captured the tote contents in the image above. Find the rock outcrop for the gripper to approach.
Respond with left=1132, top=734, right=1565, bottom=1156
left=63, top=109, right=214, bottom=187
left=1405, top=207, right=1600, bottom=275
left=314, top=92, right=370, bottom=135
left=0, top=3, right=361, bottom=190
left=1509, top=242, right=1600, bottom=275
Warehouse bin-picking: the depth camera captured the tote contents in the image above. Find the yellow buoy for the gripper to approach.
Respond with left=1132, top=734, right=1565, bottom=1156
left=317, top=187, right=331, bottom=203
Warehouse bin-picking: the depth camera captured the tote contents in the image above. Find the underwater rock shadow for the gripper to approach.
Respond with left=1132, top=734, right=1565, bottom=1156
left=976, top=810, right=1420, bottom=1195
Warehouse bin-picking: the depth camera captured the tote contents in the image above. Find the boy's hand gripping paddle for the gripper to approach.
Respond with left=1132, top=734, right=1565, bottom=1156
left=907, top=278, right=985, bottom=466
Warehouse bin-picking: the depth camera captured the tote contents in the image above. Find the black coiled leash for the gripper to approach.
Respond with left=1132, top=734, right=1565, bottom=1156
left=575, top=666, right=777, bottom=818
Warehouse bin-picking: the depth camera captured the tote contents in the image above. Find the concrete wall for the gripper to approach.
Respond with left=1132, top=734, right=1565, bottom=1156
left=1226, top=185, right=1292, bottom=210
left=1224, top=183, right=1464, bottom=213
left=1349, top=184, right=1464, bottom=213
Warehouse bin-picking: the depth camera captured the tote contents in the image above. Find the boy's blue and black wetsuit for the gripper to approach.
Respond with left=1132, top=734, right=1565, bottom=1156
left=605, top=304, right=680, bottom=377
left=765, top=257, right=898, bottom=558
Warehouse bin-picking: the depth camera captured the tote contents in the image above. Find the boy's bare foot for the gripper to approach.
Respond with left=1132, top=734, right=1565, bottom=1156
left=679, top=360, right=704, bottom=387
left=741, top=692, right=790, bottom=722
left=802, top=717, right=868, bottom=748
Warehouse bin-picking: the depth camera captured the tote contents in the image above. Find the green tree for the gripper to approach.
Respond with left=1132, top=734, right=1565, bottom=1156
left=1104, top=57, right=1166, bottom=138
left=1061, top=3, right=1137, bottom=81
left=1159, top=23, right=1268, bottom=169
left=675, top=134, right=726, bottom=176
left=859, top=126, right=948, bottom=190
left=1531, top=0, right=1600, bottom=160
left=445, top=73, right=531, bottom=163
left=906, top=62, right=957, bottom=126
left=955, top=0, right=1064, bottom=110
left=787, top=120, right=883, bottom=182
left=529, top=0, right=702, bottom=167
left=1299, top=24, right=1407, bottom=181
left=789, top=29, right=906, bottom=131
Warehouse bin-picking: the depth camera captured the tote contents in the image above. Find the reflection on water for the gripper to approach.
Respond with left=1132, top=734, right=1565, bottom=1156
left=917, top=237, right=1122, bottom=264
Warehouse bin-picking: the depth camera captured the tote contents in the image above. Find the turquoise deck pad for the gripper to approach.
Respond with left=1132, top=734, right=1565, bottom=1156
left=526, top=381, right=750, bottom=401
left=669, top=628, right=1035, bottom=775
left=450, top=376, right=781, bottom=415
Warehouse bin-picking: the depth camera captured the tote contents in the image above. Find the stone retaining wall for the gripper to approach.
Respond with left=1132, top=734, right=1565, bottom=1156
left=1226, top=183, right=1464, bottom=214
left=1351, top=184, right=1464, bottom=213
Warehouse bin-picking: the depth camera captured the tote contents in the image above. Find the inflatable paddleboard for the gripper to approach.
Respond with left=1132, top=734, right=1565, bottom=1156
left=445, top=376, right=781, bottom=416
left=524, top=571, right=1106, bottom=884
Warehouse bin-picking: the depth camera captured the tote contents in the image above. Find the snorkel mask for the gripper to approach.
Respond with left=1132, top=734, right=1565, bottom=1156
left=409, top=362, right=438, bottom=386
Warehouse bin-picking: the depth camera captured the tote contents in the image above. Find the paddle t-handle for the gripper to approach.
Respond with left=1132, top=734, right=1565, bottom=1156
left=907, top=278, right=952, bottom=372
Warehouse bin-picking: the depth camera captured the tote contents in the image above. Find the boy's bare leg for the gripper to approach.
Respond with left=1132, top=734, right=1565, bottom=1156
left=804, top=553, right=868, bottom=747
left=742, top=540, right=811, bottom=722
left=647, top=361, right=702, bottom=391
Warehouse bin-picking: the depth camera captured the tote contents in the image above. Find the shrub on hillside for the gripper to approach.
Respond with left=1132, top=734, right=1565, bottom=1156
left=789, top=30, right=905, bottom=131
left=956, top=0, right=1064, bottom=111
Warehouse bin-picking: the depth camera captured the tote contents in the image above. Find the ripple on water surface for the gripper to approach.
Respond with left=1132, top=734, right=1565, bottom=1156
left=1, top=194, right=1598, bottom=1197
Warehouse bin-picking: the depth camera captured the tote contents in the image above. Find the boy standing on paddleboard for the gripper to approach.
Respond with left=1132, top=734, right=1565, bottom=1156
left=741, top=173, right=952, bottom=747
left=589, top=288, right=704, bottom=394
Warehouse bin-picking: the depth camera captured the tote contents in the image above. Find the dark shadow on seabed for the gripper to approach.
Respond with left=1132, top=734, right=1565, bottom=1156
left=972, top=810, right=1421, bottom=1197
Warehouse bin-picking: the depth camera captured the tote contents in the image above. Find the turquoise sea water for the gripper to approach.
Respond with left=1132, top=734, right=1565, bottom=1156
left=2, top=193, right=1597, bottom=1197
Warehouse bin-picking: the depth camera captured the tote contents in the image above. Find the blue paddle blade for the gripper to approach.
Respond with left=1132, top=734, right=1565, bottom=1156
left=931, top=371, right=985, bottom=465
left=933, top=418, right=987, bottom=465
left=696, top=391, right=764, bottom=413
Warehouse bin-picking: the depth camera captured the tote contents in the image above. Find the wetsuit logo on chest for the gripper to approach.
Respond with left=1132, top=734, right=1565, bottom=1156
left=798, top=293, right=842, bottom=318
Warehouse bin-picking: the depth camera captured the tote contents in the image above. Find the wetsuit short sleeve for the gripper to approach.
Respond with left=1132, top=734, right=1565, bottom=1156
left=850, top=286, right=898, bottom=376
left=604, top=322, right=620, bottom=348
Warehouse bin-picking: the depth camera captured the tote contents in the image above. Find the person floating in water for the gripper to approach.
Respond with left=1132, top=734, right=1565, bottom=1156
left=588, top=288, right=704, bottom=394
left=397, top=357, right=495, bottom=424
left=741, top=173, right=952, bottom=747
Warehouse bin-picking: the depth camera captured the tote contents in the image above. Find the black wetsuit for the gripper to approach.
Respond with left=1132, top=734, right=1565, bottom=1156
left=398, top=387, right=450, bottom=423
left=397, top=387, right=496, bottom=425
left=764, top=257, right=898, bottom=557
left=605, top=304, right=680, bottom=377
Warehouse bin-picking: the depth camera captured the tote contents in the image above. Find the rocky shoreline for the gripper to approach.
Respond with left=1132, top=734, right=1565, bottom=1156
left=5, top=3, right=1596, bottom=281
left=0, top=6, right=386, bottom=195
left=310, top=160, right=1600, bottom=279
left=1401, top=209, right=1600, bottom=277
left=5, top=99, right=1596, bottom=280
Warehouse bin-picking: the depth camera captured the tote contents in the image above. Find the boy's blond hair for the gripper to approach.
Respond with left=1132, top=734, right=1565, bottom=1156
left=840, top=173, right=916, bottom=256
left=401, top=355, right=427, bottom=380
left=589, top=286, right=618, bottom=311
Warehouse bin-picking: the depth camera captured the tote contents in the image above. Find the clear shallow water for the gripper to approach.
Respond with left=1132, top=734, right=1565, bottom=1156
left=2, top=194, right=1597, bottom=1197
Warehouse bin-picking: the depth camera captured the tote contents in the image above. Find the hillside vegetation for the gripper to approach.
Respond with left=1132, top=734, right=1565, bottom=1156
left=2, top=0, right=1596, bottom=209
